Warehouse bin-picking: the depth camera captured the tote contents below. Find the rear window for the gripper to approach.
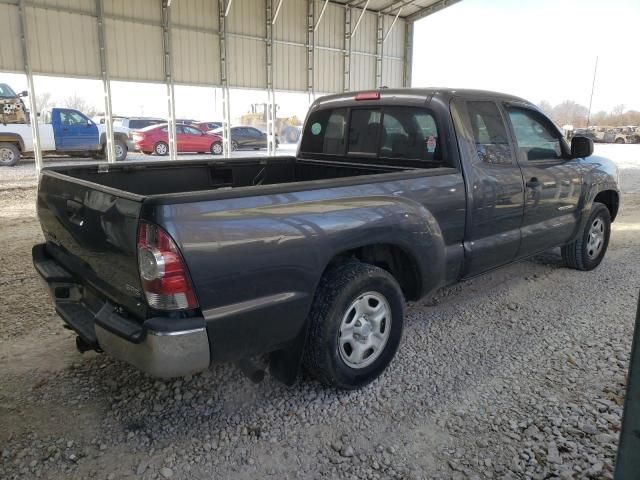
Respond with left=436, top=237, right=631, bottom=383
left=300, top=107, right=441, bottom=163
left=300, top=108, right=348, bottom=156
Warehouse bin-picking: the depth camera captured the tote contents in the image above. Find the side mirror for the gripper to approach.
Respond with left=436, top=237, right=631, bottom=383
left=571, top=136, right=593, bottom=158
left=18, top=90, right=28, bottom=97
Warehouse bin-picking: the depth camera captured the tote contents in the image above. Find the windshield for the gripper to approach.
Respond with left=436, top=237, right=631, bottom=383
left=0, top=83, right=17, bottom=98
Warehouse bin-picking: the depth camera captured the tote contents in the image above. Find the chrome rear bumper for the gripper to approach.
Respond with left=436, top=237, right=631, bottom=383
left=95, top=324, right=210, bottom=378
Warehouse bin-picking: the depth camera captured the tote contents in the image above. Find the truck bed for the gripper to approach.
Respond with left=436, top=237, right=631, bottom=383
left=51, top=156, right=420, bottom=197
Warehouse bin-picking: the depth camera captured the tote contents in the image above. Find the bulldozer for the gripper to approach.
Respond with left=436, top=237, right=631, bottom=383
left=240, top=103, right=302, bottom=143
left=0, top=83, right=29, bottom=124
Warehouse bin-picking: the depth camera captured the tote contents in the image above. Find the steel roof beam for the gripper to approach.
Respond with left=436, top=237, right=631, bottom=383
left=383, top=7, right=402, bottom=43
left=18, top=0, right=43, bottom=173
left=351, top=0, right=370, bottom=37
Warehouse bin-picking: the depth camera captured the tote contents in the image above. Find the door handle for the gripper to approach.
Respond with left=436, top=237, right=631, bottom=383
left=526, top=177, right=541, bottom=189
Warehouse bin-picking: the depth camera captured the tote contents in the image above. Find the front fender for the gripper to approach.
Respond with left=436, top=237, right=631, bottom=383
left=579, top=155, right=620, bottom=217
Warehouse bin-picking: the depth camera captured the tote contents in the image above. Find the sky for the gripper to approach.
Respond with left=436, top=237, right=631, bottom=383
left=412, top=0, right=640, bottom=113
left=1, top=0, right=638, bottom=121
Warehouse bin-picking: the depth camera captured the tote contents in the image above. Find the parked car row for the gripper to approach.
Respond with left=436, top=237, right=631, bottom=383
left=574, top=126, right=640, bottom=144
left=131, top=123, right=223, bottom=155
left=127, top=121, right=278, bottom=156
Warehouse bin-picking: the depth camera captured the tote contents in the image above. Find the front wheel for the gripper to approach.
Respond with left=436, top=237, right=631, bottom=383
left=303, top=263, right=405, bottom=389
left=231, top=140, right=239, bottom=151
left=211, top=142, right=223, bottom=155
left=0, top=142, right=20, bottom=166
left=562, top=202, right=611, bottom=271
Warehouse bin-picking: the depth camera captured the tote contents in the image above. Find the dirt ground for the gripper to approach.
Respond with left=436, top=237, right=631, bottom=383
left=0, top=145, right=639, bottom=479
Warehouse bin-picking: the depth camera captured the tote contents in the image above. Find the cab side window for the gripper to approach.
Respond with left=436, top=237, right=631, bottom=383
left=507, top=107, right=562, bottom=161
left=60, top=111, right=88, bottom=126
left=466, top=101, right=513, bottom=165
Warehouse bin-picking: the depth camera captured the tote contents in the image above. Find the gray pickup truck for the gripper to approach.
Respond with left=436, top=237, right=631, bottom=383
left=33, top=88, right=619, bottom=389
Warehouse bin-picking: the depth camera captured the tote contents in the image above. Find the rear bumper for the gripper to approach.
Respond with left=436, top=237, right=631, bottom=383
left=94, top=323, right=210, bottom=378
left=32, top=243, right=210, bottom=378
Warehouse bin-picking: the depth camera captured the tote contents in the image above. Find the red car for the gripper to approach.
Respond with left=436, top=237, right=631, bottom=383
left=132, top=123, right=223, bottom=156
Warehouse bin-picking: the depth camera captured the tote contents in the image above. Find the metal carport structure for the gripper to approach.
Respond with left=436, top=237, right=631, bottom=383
left=0, top=0, right=459, bottom=170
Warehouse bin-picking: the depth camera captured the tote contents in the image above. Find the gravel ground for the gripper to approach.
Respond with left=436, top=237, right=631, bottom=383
left=0, top=145, right=639, bottom=480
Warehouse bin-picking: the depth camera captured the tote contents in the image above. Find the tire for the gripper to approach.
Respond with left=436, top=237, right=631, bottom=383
left=0, top=142, right=20, bottom=167
left=231, top=141, right=239, bottom=151
left=303, top=262, right=405, bottom=389
left=154, top=141, right=169, bottom=156
left=114, top=139, right=127, bottom=161
left=615, top=138, right=625, bottom=144
left=211, top=142, right=223, bottom=155
left=562, top=202, right=611, bottom=271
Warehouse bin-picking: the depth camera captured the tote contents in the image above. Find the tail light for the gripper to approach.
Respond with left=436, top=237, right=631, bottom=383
left=137, top=222, right=198, bottom=310
left=355, top=91, right=380, bottom=101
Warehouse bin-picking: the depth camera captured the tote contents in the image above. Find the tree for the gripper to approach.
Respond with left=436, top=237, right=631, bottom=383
left=551, top=100, right=589, bottom=127
left=35, top=91, right=53, bottom=111
left=611, top=104, right=625, bottom=117
left=590, top=110, right=608, bottom=126
left=537, top=100, right=553, bottom=116
left=62, top=93, right=99, bottom=118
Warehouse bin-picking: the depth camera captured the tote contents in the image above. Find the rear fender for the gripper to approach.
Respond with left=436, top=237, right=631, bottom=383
left=0, top=132, right=25, bottom=150
left=267, top=196, right=447, bottom=385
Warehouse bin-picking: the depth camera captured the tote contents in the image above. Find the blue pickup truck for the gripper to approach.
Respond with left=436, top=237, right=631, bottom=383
left=0, top=107, right=129, bottom=166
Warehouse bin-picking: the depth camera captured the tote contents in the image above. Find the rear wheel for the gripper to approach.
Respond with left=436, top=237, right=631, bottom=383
left=211, top=142, right=223, bottom=155
left=231, top=140, right=239, bottom=151
left=562, top=202, right=611, bottom=271
left=0, top=142, right=20, bottom=166
left=114, top=139, right=127, bottom=161
left=615, top=138, right=625, bottom=144
left=154, top=141, right=169, bottom=156
left=303, top=263, right=405, bottom=389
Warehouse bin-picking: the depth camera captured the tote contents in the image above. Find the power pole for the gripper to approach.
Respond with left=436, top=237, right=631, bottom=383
left=586, top=56, right=598, bottom=128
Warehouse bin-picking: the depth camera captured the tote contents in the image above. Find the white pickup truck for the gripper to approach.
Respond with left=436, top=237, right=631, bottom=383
left=0, top=107, right=129, bottom=166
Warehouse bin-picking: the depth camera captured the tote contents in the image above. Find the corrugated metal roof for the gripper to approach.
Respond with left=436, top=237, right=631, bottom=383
left=0, top=0, right=459, bottom=92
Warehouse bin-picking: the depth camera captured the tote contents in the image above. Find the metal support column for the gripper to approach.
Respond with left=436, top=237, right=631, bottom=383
left=375, top=12, right=383, bottom=88
left=403, top=21, right=413, bottom=87
left=218, top=0, right=231, bottom=158
left=307, top=0, right=314, bottom=104
left=96, top=0, right=116, bottom=163
left=343, top=6, right=351, bottom=92
left=162, top=0, right=177, bottom=160
left=266, top=0, right=276, bottom=156
left=18, top=0, right=43, bottom=172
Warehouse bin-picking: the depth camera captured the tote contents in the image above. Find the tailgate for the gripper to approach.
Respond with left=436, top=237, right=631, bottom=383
left=37, top=171, right=146, bottom=318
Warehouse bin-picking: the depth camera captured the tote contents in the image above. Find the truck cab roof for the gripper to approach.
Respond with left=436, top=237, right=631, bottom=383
left=312, top=88, right=536, bottom=110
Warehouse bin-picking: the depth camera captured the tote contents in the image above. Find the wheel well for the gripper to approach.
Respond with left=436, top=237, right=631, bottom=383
left=324, top=244, right=421, bottom=301
left=594, top=190, right=619, bottom=221
left=100, top=133, right=128, bottom=145
left=0, top=135, right=24, bottom=151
